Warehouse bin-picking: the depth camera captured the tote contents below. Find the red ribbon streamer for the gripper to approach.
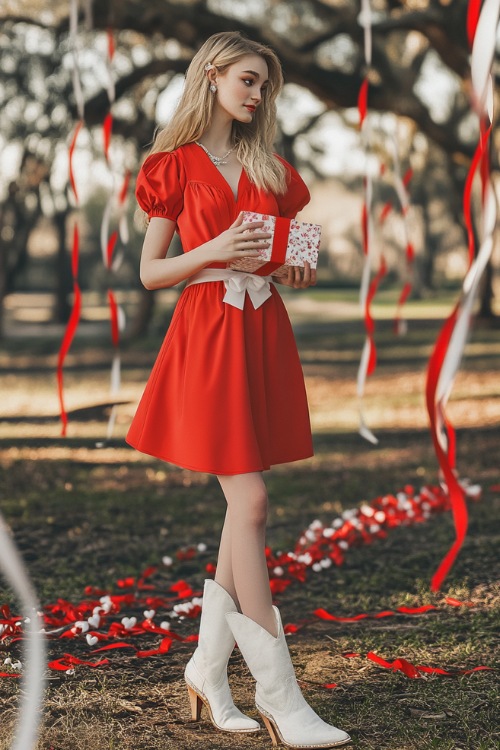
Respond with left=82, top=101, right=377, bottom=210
left=426, top=121, right=492, bottom=590
left=425, top=305, right=466, bottom=591
left=103, top=112, right=113, bottom=163
left=119, top=170, right=131, bottom=204
left=364, top=255, right=387, bottom=377
left=68, top=119, right=83, bottom=203
left=358, top=78, right=369, bottom=126
left=106, top=229, right=119, bottom=270
left=255, top=217, right=291, bottom=276
left=463, top=124, right=492, bottom=264
left=107, top=27, right=115, bottom=60
left=467, top=0, right=483, bottom=48
left=108, top=290, right=120, bottom=347
left=57, top=223, right=82, bottom=436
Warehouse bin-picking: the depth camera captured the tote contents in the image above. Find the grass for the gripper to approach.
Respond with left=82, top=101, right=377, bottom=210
left=0, top=290, right=499, bottom=749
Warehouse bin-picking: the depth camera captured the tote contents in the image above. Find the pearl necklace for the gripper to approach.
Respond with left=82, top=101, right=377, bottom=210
left=195, top=141, right=234, bottom=166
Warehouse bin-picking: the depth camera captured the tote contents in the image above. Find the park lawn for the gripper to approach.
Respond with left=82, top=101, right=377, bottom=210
left=0, top=292, right=499, bottom=750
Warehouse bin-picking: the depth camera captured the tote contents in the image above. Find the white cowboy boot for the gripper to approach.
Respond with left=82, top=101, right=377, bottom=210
left=184, top=579, right=260, bottom=733
left=225, top=606, right=351, bottom=748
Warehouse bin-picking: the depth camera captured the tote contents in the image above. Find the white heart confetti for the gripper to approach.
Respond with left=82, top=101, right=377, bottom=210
left=143, top=610, right=155, bottom=620
left=121, top=617, right=137, bottom=630
left=162, top=556, right=173, bottom=566
left=86, top=634, right=99, bottom=646
left=87, top=614, right=100, bottom=629
left=160, top=621, right=171, bottom=631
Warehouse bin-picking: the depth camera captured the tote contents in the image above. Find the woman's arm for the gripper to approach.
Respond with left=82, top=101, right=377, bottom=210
left=139, top=214, right=272, bottom=290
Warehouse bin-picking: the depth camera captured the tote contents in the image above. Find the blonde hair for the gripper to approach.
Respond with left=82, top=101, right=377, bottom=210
left=149, top=31, right=288, bottom=194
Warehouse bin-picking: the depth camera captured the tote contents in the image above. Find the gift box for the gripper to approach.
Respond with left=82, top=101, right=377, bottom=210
left=229, top=211, right=321, bottom=278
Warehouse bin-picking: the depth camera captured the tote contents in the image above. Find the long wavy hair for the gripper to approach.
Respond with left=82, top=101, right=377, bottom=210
left=149, top=31, right=288, bottom=194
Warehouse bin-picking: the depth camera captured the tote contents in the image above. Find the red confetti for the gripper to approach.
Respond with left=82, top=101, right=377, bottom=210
left=444, top=597, right=475, bottom=608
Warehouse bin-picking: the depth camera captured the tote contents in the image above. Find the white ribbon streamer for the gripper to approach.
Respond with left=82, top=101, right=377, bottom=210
left=471, top=0, right=500, bottom=118
left=186, top=269, right=274, bottom=310
left=432, top=0, right=500, bottom=459
left=359, top=0, right=373, bottom=65
left=0, top=515, right=46, bottom=750
left=356, top=0, right=379, bottom=444
left=69, top=0, right=85, bottom=121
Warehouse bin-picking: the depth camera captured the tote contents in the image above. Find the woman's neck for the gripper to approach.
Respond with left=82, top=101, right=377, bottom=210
left=199, top=108, right=234, bottom=154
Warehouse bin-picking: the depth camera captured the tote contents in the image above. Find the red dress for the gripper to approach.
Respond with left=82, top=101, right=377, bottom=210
left=126, top=142, right=313, bottom=474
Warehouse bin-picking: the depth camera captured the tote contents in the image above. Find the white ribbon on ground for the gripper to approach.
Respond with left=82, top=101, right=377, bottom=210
left=0, top=515, right=45, bottom=750
left=185, top=269, right=273, bottom=310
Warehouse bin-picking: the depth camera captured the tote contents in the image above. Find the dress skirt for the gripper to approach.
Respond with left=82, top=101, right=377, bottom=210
left=126, top=281, right=313, bottom=475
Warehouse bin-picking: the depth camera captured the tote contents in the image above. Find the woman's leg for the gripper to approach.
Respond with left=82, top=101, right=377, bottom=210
left=216, top=472, right=277, bottom=637
left=214, top=508, right=240, bottom=609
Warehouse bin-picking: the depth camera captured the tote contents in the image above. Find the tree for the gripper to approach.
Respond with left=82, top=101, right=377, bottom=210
left=0, top=0, right=497, bottom=335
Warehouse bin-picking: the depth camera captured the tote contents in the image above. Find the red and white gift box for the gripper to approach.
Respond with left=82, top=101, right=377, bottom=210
left=229, top=211, right=321, bottom=278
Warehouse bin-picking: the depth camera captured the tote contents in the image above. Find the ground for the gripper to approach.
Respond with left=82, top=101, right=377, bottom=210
left=0, top=288, right=498, bottom=750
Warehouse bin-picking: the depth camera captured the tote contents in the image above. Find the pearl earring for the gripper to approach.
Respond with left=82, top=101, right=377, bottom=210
left=210, top=83, right=217, bottom=93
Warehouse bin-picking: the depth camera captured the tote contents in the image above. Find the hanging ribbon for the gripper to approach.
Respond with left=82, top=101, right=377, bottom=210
left=57, top=0, right=86, bottom=435
left=389, top=138, right=415, bottom=335
left=0, top=515, right=46, bottom=749
left=99, top=29, right=129, bottom=440
left=56, top=223, right=82, bottom=436
left=425, top=0, right=500, bottom=591
left=356, top=0, right=386, bottom=445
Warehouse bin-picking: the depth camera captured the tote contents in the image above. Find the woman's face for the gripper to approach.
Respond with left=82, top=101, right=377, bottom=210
left=212, top=54, right=269, bottom=123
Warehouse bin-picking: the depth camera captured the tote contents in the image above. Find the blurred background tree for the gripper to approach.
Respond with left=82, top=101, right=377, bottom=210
left=0, top=0, right=498, bottom=339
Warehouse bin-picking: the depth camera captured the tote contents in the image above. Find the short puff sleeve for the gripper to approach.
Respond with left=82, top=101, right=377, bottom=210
left=135, top=151, right=184, bottom=221
left=274, top=155, right=311, bottom=219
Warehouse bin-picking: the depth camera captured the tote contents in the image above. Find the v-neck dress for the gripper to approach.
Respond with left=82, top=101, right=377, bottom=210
left=126, top=142, right=314, bottom=474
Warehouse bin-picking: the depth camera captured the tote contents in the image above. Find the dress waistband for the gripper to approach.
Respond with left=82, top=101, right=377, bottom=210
left=184, top=269, right=274, bottom=310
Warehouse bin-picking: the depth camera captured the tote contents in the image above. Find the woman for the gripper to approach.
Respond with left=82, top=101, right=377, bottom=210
left=127, top=30, right=351, bottom=749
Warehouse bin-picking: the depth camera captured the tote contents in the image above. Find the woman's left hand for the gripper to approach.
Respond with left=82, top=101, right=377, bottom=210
left=273, top=261, right=317, bottom=289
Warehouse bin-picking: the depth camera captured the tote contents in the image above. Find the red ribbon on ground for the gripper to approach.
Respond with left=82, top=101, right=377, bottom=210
left=48, top=654, right=109, bottom=671
left=314, top=604, right=437, bottom=622
left=365, top=651, right=494, bottom=678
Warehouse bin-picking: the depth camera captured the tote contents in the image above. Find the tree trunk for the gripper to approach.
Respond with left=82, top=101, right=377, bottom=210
left=478, top=257, right=495, bottom=318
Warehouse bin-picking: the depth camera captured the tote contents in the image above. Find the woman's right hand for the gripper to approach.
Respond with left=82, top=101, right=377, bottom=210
left=204, top=212, right=271, bottom=264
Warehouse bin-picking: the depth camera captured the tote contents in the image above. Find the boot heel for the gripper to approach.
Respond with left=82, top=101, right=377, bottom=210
left=187, top=684, right=203, bottom=720
left=259, top=712, right=279, bottom=746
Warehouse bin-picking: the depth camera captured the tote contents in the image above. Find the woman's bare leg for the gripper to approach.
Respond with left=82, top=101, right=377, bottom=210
left=214, top=508, right=240, bottom=609
left=216, top=472, right=277, bottom=637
